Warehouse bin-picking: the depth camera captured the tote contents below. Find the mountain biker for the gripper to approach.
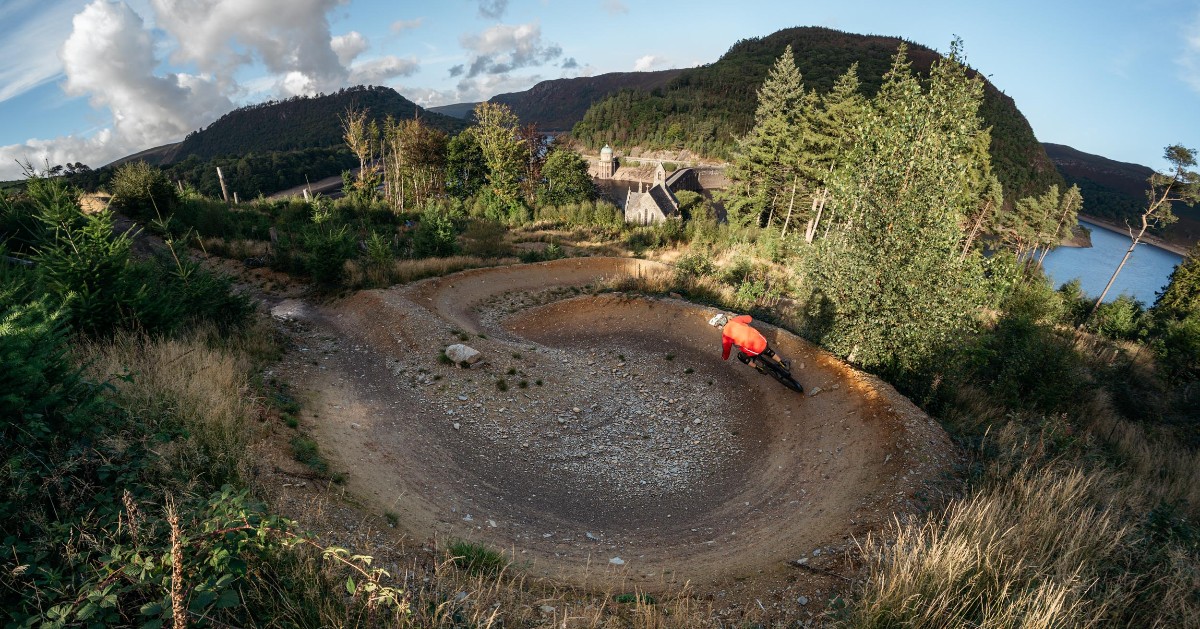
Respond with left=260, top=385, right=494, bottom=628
left=708, top=313, right=790, bottom=369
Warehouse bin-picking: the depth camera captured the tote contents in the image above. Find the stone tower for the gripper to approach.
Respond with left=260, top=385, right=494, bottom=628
left=598, top=144, right=615, bottom=179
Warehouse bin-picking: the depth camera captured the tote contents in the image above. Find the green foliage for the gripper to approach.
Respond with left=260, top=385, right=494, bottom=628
left=473, top=102, right=525, bottom=206
left=110, top=161, right=179, bottom=220
left=533, top=199, right=623, bottom=229
left=806, top=42, right=991, bottom=373
left=1154, top=316, right=1200, bottom=384
left=447, top=540, right=508, bottom=576
left=1091, top=295, right=1147, bottom=341
left=447, top=128, right=488, bottom=199
left=674, top=251, right=716, bottom=281
left=301, top=223, right=356, bottom=287
left=413, top=203, right=461, bottom=257
left=538, top=148, right=596, bottom=206
left=1154, top=242, right=1200, bottom=322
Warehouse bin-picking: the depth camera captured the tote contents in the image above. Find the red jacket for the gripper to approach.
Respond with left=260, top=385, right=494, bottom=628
left=722, top=315, right=767, bottom=359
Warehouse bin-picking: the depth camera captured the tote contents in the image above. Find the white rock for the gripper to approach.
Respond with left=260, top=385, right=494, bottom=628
left=540, top=605, right=556, bottom=614
left=808, top=386, right=823, bottom=397
left=797, top=596, right=809, bottom=606
left=270, top=299, right=309, bottom=321
left=445, top=344, right=482, bottom=366
left=609, top=557, right=625, bottom=565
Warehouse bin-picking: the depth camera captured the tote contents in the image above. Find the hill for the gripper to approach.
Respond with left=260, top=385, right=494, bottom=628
left=571, top=26, right=1063, bottom=204
left=164, top=85, right=465, bottom=163
left=84, top=86, right=466, bottom=200
left=490, top=70, right=685, bottom=131
left=428, top=102, right=480, bottom=120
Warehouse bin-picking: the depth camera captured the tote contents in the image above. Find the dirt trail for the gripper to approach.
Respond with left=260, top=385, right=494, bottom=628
left=270, top=257, right=957, bottom=592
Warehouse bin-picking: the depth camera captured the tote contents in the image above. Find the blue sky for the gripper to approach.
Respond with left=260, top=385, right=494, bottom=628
left=0, top=0, right=1198, bottom=181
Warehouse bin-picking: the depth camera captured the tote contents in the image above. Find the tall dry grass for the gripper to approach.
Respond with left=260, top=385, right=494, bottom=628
left=846, top=466, right=1131, bottom=628
left=346, top=255, right=516, bottom=288
left=77, top=328, right=260, bottom=488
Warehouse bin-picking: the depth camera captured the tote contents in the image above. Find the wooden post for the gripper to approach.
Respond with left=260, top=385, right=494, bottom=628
left=233, top=192, right=239, bottom=205
left=216, top=167, right=230, bottom=203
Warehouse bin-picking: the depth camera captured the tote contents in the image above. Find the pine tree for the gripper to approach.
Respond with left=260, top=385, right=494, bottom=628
left=1153, top=242, right=1200, bottom=322
left=724, top=46, right=816, bottom=229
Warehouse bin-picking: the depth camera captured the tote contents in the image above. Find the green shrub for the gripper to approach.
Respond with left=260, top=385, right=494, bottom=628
left=413, top=204, right=460, bottom=258
left=675, top=251, right=715, bottom=281
left=446, top=540, right=507, bottom=576
left=301, top=223, right=355, bottom=287
left=110, top=160, right=178, bottom=220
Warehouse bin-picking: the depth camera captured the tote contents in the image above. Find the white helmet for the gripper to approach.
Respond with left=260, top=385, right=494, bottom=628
left=707, top=312, right=730, bottom=328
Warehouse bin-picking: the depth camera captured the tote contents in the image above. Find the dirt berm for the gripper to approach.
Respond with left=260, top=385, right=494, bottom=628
left=270, top=257, right=957, bottom=589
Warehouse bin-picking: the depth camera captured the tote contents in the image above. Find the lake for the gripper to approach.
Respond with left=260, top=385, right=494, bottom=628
left=1042, top=220, right=1184, bottom=305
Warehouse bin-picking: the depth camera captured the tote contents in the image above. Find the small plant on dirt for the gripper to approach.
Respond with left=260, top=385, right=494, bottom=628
left=447, top=540, right=508, bottom=577
left=290, top=435, right=328, bottom=475
left=283, top=413, right=299, bottom=429
left=518, top=380, right=528, bottom=388
left=496, top=379, right=508, bottom=392
left=438, top=351, right=454, bottom=365
left=665, top=353, right=675, bottom=361
left=384, top=511, right=399, bottom=527
left=613, top=592, right=657, bottom=604
left=512, top=352, right=522, bottom=359
left=506, top=367, right=517, bottom=375
left=535, top=379, right=543, bottom=386
left=684, top=367, right=695, bottom=374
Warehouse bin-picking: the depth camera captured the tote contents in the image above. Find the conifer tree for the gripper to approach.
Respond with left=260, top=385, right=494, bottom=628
left=1154, top=242, right=1200, bottom=322
left=725, top=46, right=816, bottom=229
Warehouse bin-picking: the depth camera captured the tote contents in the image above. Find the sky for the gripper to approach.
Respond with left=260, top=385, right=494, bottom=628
left=0, top=0, right=1198, bottom=181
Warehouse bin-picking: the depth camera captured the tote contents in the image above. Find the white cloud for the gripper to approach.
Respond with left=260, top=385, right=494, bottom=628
left=602, top=0, right=628, bottom=15
left=633, top=54, right=667, bottom=72
left=459, top=22, right=562, bottom=78
left=59, top=1, right=230, bottom=149
left=1179, top=12, right=1200, bottom=93
left=349, top=56, right=420, bottom=85
left=0, top=129, right=126, bottom=177
left=149, top=0, right=350, bottom=94
left=331, top=31, right=369, bottom=66
left=391, top=17, right=423, bottom=33
left=0, top=0, right=87, bottom=103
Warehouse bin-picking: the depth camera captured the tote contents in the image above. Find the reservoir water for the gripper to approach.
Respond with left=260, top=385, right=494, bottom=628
left=1042, top=220, right=1184, bottom=305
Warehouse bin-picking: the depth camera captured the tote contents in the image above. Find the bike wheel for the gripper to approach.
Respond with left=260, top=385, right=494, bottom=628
left=757, top=357, right=804, bottom=394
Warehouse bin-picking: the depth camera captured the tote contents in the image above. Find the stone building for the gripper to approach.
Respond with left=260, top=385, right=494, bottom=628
left=623, top=163, right=679, bottom=225
left=597, top=144, right=616, bottom=179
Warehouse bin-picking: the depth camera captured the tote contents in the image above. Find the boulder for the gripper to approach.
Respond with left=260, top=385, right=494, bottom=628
left=270, top=299, right=309, bottom=322
left=445, top=344, right=482, bottom=366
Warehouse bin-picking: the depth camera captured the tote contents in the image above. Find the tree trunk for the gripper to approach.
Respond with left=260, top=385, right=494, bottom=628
left=781, top=177, right=798, bottom=238
left=960, top=198, right=992, bottom=260
left=806, top=189, right=827, bottom=244
left=1085, top=219, right=1148, bottom=323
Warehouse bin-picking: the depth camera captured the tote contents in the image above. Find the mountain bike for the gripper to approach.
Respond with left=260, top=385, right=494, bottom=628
left=737, top=350, right=804, bottom=393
